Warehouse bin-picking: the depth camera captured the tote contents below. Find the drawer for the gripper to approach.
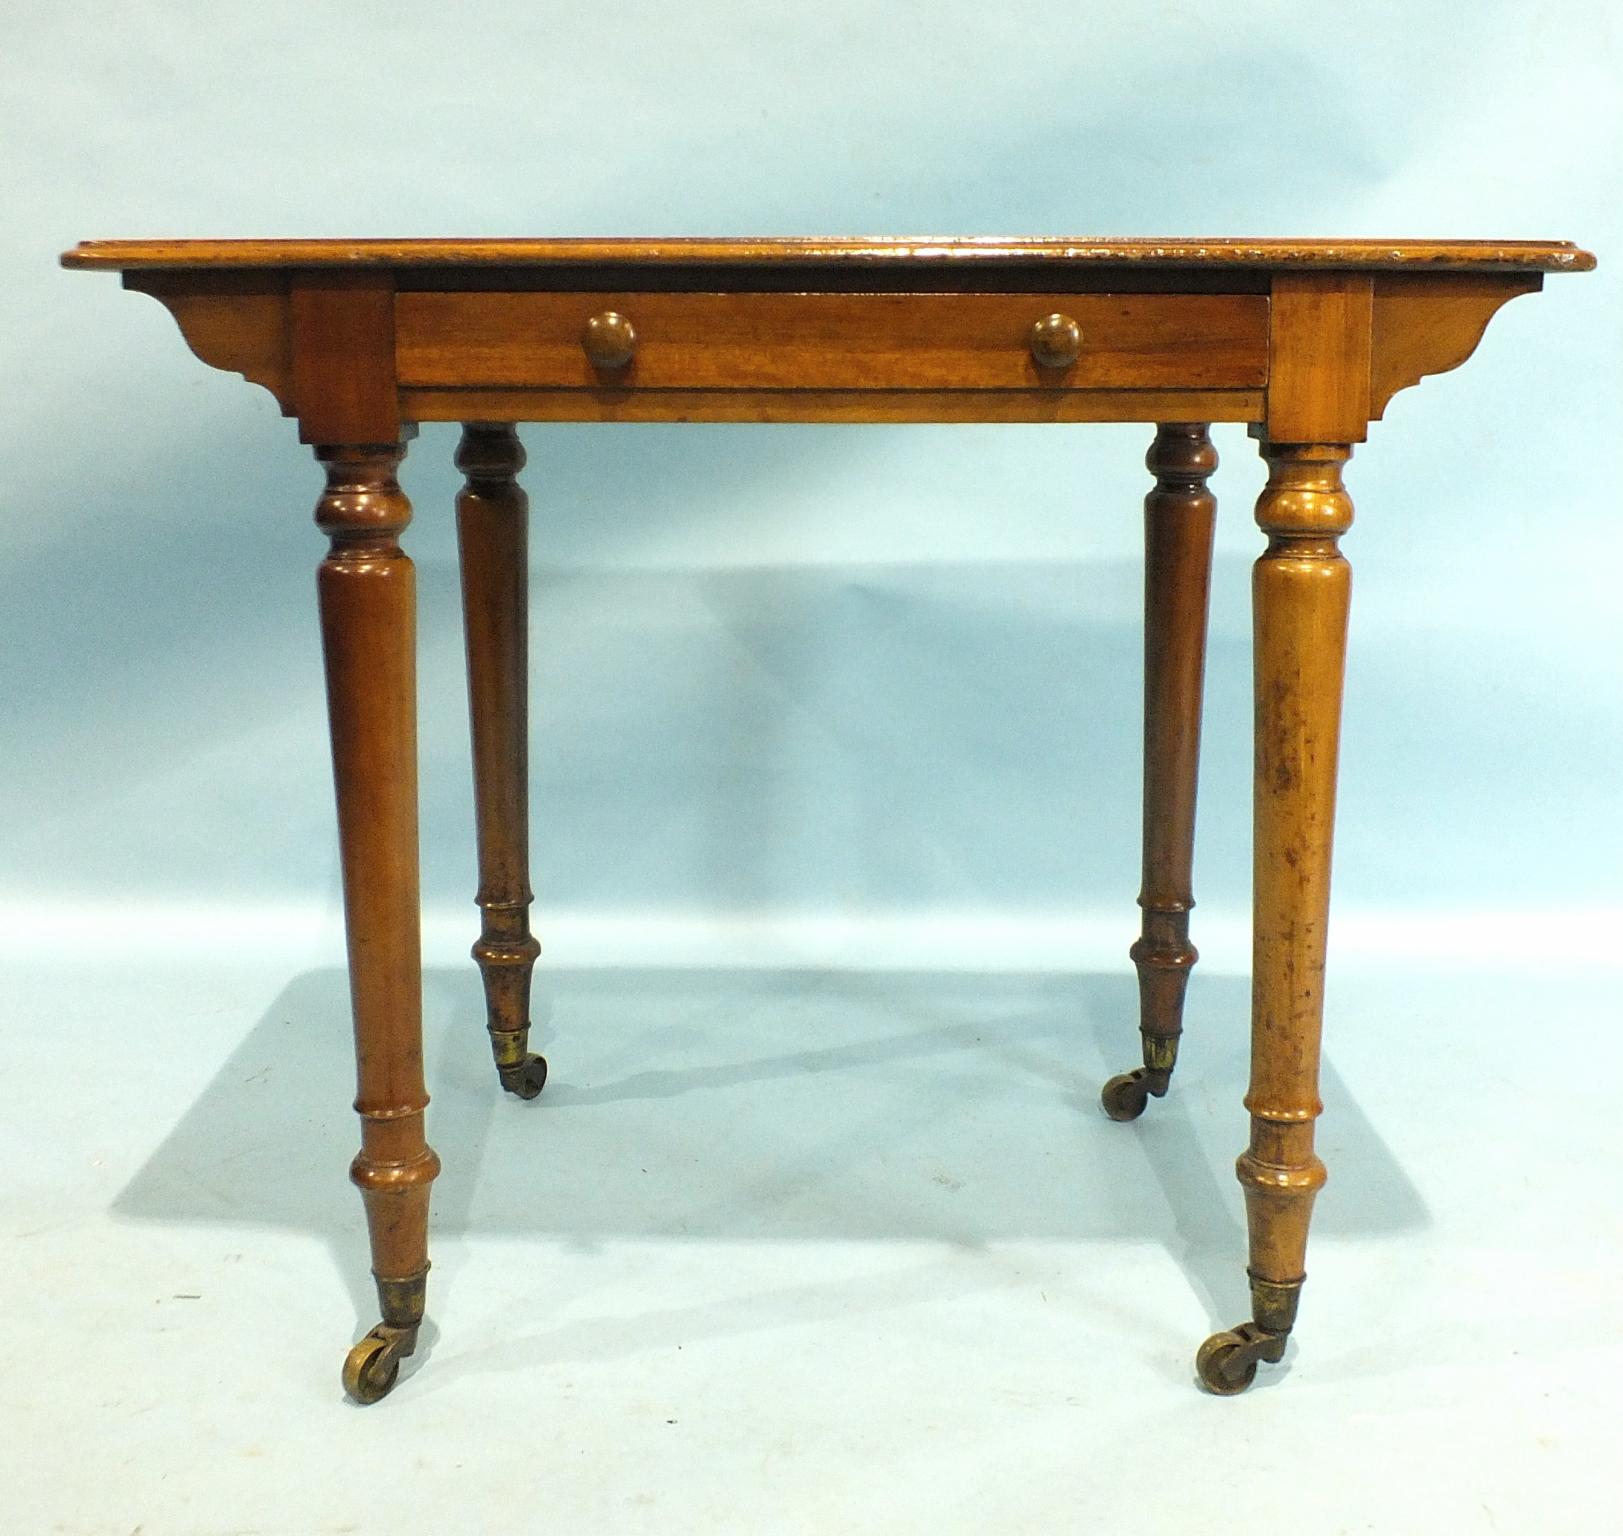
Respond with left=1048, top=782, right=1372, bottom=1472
left=394, top=291, right=1269, bottom=392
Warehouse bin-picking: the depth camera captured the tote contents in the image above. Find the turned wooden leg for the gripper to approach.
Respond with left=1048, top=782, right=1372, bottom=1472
left=315, top=439, right=441, bottom=1405
left=1196, top=441, right=1352, bottom=1395
left=1103, top=422, right=1218, bottom=1122
left=455, top=422, right=547, bottom=1099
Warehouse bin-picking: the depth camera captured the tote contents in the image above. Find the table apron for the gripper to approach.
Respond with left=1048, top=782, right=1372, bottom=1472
left=393, top=290, right=1272, bottom=395
left=395, top=385, right=1265, bottom=425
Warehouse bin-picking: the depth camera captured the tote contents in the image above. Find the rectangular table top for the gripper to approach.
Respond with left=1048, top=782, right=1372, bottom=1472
left=61, top=236, right=1595, bottom=274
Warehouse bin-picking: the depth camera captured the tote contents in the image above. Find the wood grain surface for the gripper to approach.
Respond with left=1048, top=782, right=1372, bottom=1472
left=395, top=290, right=1270, bottom=392
left=61, top=236, right=1596, bottom=273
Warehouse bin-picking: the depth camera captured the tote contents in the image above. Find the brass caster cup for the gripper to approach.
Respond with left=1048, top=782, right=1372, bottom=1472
left=498, top=1052, right=549, bottom=1099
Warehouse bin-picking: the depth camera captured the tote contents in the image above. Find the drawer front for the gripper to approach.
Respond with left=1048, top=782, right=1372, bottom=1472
left=394, top=291, right=1269, bottom=392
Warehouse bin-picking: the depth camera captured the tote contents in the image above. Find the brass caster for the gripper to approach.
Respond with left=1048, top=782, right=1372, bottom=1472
left=1100, top=1068, right=1152, bottom=1122
left=342, top=1323, right=417, bottom=1405
left=1195, top=1322, right=1287, bottom=1396
left=498, top=1052, right=548, bottom=1100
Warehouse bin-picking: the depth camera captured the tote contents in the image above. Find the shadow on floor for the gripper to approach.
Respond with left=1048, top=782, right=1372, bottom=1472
left=113, top=964, right=1426, bottom=1345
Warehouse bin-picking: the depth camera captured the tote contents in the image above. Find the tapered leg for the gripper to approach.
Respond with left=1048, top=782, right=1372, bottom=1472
left=1196, top=441, right=1352, bottom=1395
left=1102, top=423, right=1218, bottom=1121
left=315, top=440, right=441, bottom=1405
left=455, top=422, right=547, bottom=1099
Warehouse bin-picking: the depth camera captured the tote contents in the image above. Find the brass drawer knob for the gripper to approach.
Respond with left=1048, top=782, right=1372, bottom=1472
left=582, top=310, right=636, bottom=370
left=1029, top=312, right=1082, bottom=370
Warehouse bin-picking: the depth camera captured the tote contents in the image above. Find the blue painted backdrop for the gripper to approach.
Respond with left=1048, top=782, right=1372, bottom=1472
left=2, top=1, right=1618, bottom=972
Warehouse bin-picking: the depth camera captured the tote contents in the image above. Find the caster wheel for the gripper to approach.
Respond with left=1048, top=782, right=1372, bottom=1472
left=499, top=1053, right=548, bottom=1100
left=1196, top=1323, right=1284, bottom=1395
left=1195, top=1329, right=1257, bottom=1395
left=342, top=1326, right=406, bottom=1405
left=1101, top=1070, right=1151, bottom=1122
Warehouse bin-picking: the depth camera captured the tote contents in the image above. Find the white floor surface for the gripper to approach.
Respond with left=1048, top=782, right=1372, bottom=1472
left=5, top=942, right=1620, bottom=1534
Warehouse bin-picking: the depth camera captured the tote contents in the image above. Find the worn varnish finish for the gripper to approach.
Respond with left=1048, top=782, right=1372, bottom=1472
left=1196, top=441, right=1355, bottom=1394
left=60, top=235, right=1593, bottom=1402
left=61, top=235, right=1595, bottom=271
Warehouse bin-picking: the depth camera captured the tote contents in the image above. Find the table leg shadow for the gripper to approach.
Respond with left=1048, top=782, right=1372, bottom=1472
left=112, top=963, right=1425, bottom=1385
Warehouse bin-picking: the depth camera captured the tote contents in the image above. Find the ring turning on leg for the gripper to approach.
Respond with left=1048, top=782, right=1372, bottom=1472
left=474, top=913, right=547, bottom=1099
left=456, top=422, right=547, bottom=1098
left=1197, top=440, right=1350, bottom=1394
left=1103, top=423, right=1216, bottom=1121
left=314, top=439, right=441, bottom=1405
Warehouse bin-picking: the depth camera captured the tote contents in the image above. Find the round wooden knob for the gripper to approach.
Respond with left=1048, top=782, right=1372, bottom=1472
left=1029, top=312, right=1082, bottom=369
left=582, top=311, right=636, bottom=370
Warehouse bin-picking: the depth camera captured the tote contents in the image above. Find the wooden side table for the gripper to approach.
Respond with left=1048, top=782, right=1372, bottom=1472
left=61, top=236, right=1594, bottom=1401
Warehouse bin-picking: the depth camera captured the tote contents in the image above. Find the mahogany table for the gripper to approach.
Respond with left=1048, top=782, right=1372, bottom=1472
left=61, top=236, right=1594, bottom=1402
